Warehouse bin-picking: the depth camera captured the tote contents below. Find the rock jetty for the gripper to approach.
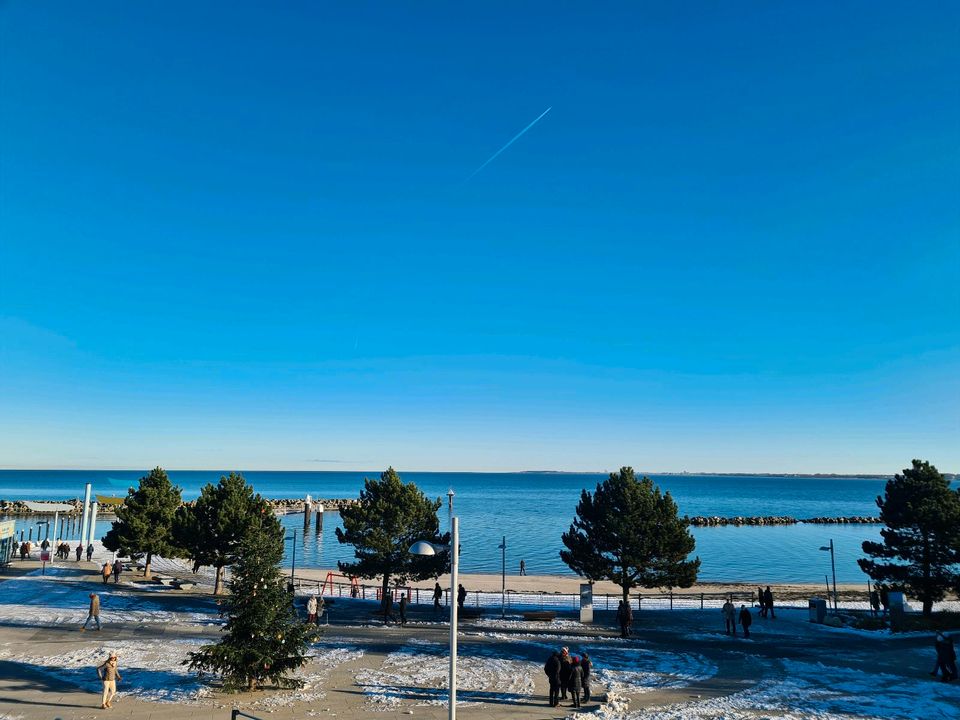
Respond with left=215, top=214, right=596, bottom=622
left=685, top=515, right=880, bottom=526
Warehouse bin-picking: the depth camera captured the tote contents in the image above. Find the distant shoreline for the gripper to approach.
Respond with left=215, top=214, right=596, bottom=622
left=2, top=468, right=955, bottom=479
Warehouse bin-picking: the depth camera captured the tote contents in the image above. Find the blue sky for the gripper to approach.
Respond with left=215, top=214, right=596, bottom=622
left=1, top=2, right=957, bottom=472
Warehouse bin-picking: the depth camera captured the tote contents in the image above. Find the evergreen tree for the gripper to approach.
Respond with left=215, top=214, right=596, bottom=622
left=174, top=472, right=271, bottom=595
left=102, top=467, right=183, bottom=579
left=561, top=467, right=700, bottom=605
left=858, top=459, right=960, bottom=616
left=187, top=510, right=314, bottom=691
left=336, top=468, right=448, bottom=610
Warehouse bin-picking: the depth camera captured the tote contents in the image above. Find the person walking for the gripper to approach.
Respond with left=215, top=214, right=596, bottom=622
left=758, top=586, right=766, bottom=618
left=112, top=559, right=122, bottom=584
left=569, top=656, right=583, bottom=708
left=433, top=582, right=443, bottom=614
left=869, top=588, right=880, bottom=616
left=558, top=647, right=572, bottom=701
left=383, top=590, right=396, bottom=623
left=722, top=598, right=737, bottom=636
left=101, top=563, right=112, bottom=584
left=457, top=583, right=467, bottom=611
left=398, top=593, right=408, bottom=626
left=624, top=599, right=634, bottom=636
left=96, top=652, right=121, bottom=708
left=82, top=593, right=101, bottom=631
left=86, top=543, right=94, bottom=562
left=544, top=651, right=561, bottom=707
left=581, top=652, right=592, bottom=703
left=880, top=586, right=890, bottom=616
left=763, top=587, right=776, bottom=619
left=519, top=559, right=526, bottom=576
left=306, top=595, right=318, bottom=624
left=617, top=600, right=627, bottom=637
left=932, top=632, right=958, bottom=681
left=738, top=604, right=753, bottom=639
left=76, top=543, right=83, bottom=562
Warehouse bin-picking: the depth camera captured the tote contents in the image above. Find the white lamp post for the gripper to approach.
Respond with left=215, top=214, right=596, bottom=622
left=819, top=539, right=838, bottom=611
left=410, top=515, right=459, bottom=720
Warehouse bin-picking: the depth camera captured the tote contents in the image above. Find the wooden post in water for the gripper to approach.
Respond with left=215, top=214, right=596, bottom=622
left=303, top=495, right=312, bottom=530
left=315, top=503, right=324, bottom=531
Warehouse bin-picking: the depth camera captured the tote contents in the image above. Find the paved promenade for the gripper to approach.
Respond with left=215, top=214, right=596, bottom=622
left=0, top=558, right=958, bottom=720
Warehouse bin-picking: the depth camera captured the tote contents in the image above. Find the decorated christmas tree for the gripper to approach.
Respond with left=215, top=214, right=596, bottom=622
left=187, top=510, right=315, bottom=690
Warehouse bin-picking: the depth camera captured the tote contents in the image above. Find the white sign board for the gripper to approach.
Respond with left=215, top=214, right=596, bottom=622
left=579, top=583, right=593, bottom=623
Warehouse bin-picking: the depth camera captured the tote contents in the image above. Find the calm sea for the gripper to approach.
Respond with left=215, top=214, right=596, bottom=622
left=1, top=469, right=933, bottom=584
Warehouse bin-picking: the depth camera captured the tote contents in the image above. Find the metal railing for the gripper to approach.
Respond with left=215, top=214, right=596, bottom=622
left=286, top=575, right=774, bottom=611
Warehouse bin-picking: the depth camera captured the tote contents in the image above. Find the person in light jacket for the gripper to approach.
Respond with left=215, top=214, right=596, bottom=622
left=96, top=652, right=121, bottom=708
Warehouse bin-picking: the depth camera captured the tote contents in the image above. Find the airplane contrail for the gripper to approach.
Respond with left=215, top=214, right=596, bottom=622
left=465, top=106, right=552, bottom=182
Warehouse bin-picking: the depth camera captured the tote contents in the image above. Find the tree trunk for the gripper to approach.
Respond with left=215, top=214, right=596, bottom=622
left=381, top=575, right=392, bottom=613
left=214, top=565, right=226, bottom=595
left=144, top=551, right=152, bottom=579
left=923, top=598, right=933, bottom=616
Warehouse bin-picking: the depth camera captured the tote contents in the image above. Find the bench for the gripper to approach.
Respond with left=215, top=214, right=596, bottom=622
left=522, top=611, right=557, bottom=622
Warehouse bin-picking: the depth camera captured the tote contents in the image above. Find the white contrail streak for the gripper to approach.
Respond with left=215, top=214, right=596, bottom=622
left=465, top=106, right=552, bottom=182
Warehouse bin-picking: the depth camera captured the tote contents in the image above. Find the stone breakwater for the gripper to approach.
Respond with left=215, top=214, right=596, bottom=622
left=0, top=497, right=358, bottom=516
left=685, top=515, right=881, bottom=526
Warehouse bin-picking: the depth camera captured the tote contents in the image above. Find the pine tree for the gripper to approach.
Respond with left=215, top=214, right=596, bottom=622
left=187, top=510, right=314, bottom=691
left=561, top=467, right=700, bottom=605
left=174, top=472, right=271, bottom=595
left=102, top=467, right=183, bottom=578
left=336, top=468, right=449, bottom=611
left=858, top=459, right=960, bottom=616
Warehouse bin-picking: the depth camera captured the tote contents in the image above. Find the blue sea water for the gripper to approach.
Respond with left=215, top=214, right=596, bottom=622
left=0, top=469, right=930, bottom=584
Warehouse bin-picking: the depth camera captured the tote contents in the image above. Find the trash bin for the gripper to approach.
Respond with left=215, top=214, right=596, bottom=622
left=808, top=597, right=827, bottom=623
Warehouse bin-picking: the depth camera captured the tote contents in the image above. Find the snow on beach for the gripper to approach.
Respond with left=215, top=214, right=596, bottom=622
left=247, top=644, right=365, bottom=709
left=0, top=566, right=215, bottom=627
left=0, top=639, right=211, bottom=704
left=355, top=638, right=538, bottom=710
left=593, top=658, right=960, bottom=720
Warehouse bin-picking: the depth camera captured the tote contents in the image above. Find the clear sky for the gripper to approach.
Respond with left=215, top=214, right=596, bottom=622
left=1, top=2, right=957, bottom=473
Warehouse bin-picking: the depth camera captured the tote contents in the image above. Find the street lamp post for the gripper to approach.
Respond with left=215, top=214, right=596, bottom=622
left=497, top=536, right=506, bottom=618
left=410, top=516, right=459, bottom=720
left=819, top=539, right=838, bottom=611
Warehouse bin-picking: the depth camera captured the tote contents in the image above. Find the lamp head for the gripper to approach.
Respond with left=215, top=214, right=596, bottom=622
left=409, top=540, right=438, bottom=556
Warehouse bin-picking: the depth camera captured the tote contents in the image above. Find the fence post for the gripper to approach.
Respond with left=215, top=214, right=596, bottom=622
left=670, top=590, right=673, bottom=610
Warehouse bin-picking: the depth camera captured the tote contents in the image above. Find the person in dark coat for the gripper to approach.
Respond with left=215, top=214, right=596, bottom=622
left=758, top=586, right=766, bottom=617
left=616, top=600, right=627, bottom=637
left=569, top=656, right=583, bottom=708
left=76, top=544, right=83, bottom=561
left=433, top=582, right=443, bottom=614
left=763, top=587, right=775, bottom=619
left=932, top=632, right=958, bottom=681
left=398, top=593, right=408, bottom=626
left=558, top=647, right=572, bottom=700
left=869, top=588, right=880, bottom=617
left=457, top=584, right=467, bottom=610
left=383, top=590, right=396, bottom=623
left=544, top=651, right=561, bottom=707
left=86, top=543, right=94, bottom=562
left=738, top=604, right=753, bottom=638
left=580, top=652, right=592, bottom=703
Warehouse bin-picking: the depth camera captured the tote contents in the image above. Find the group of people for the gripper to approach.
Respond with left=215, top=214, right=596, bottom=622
left=722, top=597, right=754, bottom=637
left=544, top=647, right=591, bottom=708
left=17, top=540, right=95, bottom=561
left=305, top=594, right=326, bottom=624
left=101, top=559, right=123, bottom=584
left=757, top=586, right=775, bottom=619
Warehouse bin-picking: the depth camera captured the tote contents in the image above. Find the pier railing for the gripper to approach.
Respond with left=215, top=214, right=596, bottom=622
left=286, top=575, right=767, bottom=611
